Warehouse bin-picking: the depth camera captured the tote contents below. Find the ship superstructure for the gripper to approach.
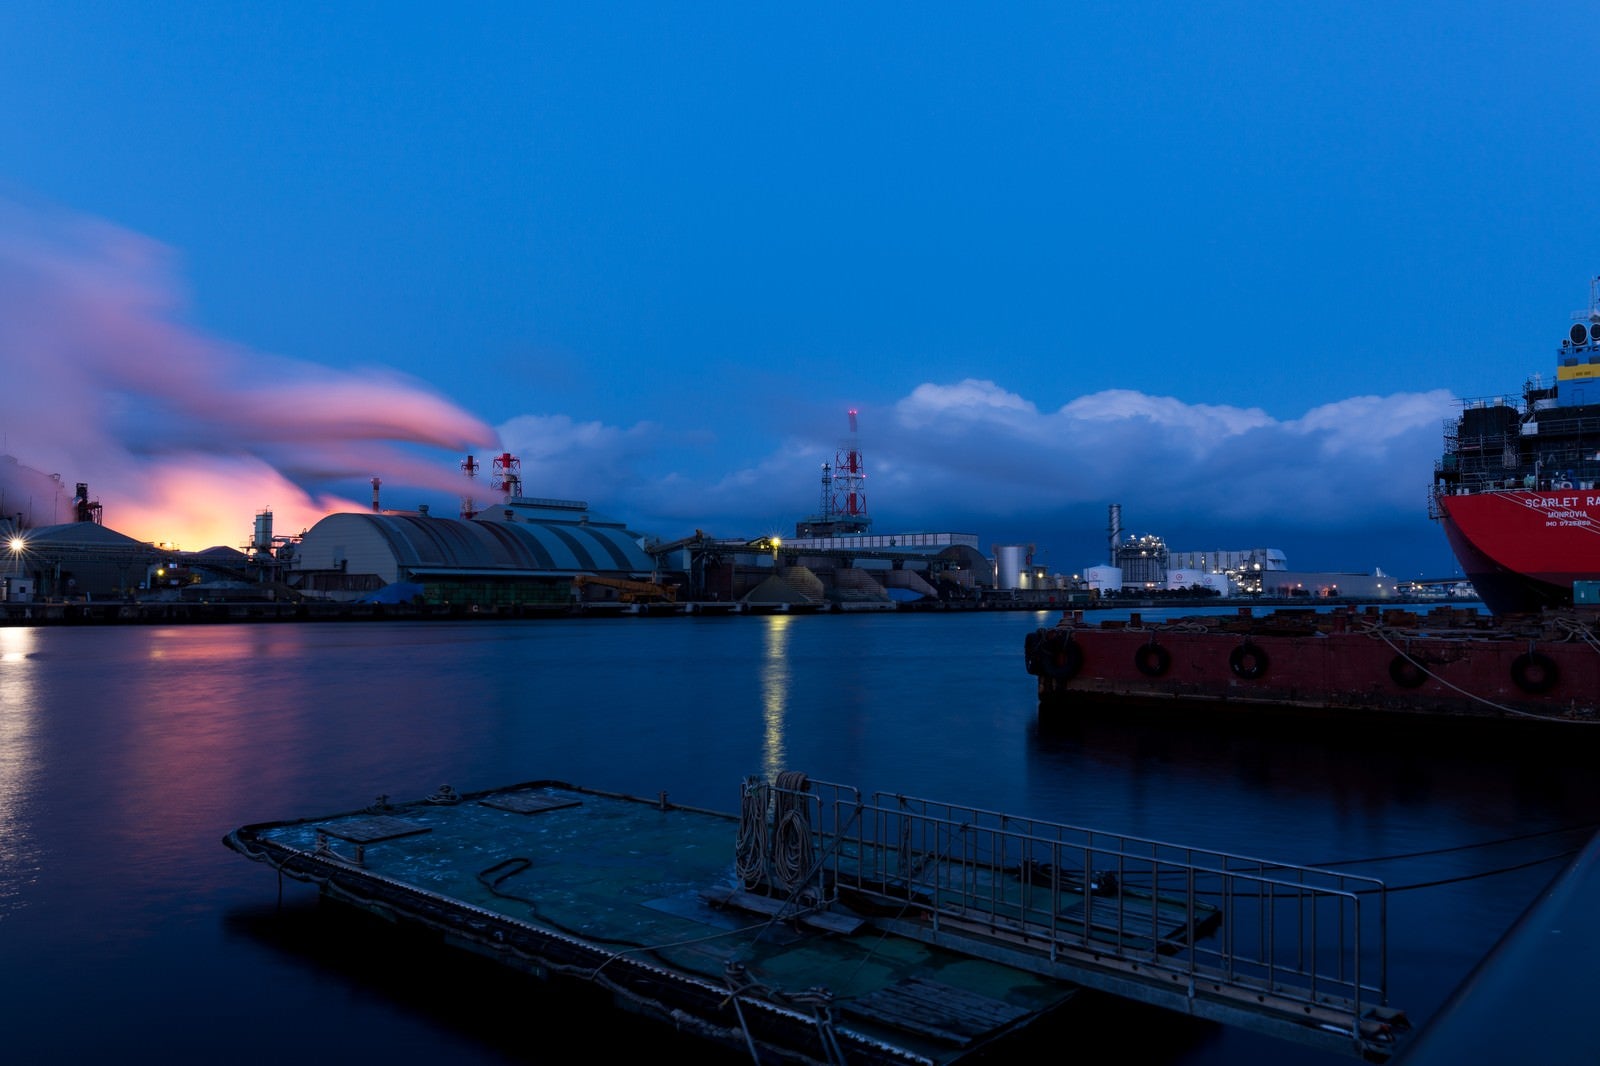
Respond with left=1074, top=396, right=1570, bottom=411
left=1431, top=277, right=1600, bottom=614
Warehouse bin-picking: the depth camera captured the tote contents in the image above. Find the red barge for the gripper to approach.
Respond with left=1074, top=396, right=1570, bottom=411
left=1025, top=605, right=1599, bottom=733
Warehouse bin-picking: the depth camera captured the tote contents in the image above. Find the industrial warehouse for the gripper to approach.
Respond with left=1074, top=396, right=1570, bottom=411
left=0, top=433, right=1403, bottom=616
left=0, top=453, right=997, bottom=614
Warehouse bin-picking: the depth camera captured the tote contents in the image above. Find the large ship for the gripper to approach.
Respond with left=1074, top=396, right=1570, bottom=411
left=1431, top=277, right=1600, bottom=615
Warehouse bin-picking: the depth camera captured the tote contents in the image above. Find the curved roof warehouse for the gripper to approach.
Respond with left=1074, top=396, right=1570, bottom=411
left=291, top=497, right=655, bottom=606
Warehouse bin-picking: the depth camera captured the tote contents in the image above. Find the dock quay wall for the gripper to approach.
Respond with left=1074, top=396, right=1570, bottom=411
left=0, top=594, right=1070, bottom=625
left=0, top=594, right=1468, bottom=626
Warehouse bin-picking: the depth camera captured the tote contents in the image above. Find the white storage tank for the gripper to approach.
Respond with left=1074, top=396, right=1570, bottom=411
left=1167, top=569, right=1230, bottom=595
left=1083, top=565, right=1122, bottom=592
left=1166, top=568, right=1199, bottom=590
left=993, top=544, right=1026, bottom=590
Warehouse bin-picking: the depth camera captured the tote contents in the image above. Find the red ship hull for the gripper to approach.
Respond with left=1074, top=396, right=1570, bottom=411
left=1436, top=491, right=1600, bottom=614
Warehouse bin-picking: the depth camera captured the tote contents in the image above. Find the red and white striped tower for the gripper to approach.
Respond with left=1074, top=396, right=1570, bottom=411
left=832, top=409, right=870, bottom=532
left=490, top=452, right=522, bottom=500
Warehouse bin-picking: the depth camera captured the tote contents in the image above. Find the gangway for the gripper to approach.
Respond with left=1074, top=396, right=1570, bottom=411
left=739, top=775, right=1410, bottom=1061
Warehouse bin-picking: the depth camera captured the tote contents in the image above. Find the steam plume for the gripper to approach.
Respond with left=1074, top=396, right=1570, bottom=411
left=0, top=195, right=497, bottom=548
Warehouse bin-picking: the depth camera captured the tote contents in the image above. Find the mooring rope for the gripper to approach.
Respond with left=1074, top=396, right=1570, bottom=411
left=735, top=775, right=769, bottom=888
left=770, top=773, right=815, bottom=894
left=721, top=961, right=766, bottom=1064
left=1554, top=615, right=1600, bottom=652
left=1358, top=620, right=1600, bottom=722
left=788, top=986, right=848, bottom=1066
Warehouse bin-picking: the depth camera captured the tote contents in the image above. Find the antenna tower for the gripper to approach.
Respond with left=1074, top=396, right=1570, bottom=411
left=817, top=462, right=835, bottom=525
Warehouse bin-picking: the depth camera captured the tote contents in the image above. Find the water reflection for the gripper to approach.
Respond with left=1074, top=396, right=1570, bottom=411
left=760, top=615, right=791, bottom=780
left=0, top=626, right=41, bottom=919
left=0, top=613, right=1581, bottom=1064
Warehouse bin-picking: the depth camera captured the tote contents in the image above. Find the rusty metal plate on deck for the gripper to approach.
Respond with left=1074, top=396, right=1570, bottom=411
left=478, top=792, right=583, bottom=815
left=321, top=816, right=432, bottom=843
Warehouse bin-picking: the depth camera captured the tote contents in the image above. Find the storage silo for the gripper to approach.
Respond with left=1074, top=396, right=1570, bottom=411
left=993, top=544, right=1026, bottom=590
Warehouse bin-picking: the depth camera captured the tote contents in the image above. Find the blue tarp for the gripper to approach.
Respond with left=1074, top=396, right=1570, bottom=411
left=359, top=582, right=425, bottom=604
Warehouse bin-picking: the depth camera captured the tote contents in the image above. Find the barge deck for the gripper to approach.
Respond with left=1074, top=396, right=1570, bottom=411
left=1027, top=606, right=1600, bottom=735
left=226, top=774, right=1407, bottom=1063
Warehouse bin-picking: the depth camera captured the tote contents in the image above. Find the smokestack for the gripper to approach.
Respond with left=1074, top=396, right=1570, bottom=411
left=72, top=482, right=102, bottom=524
left=252, top=509, right=273, bottom=552
left=1108, top=504, right=1122, bottom=564
left=371, top=476, right=381, bottom=512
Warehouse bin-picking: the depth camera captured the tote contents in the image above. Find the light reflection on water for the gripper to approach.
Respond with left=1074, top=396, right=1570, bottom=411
left=0, top=614, right=1591, bottom=1064
left=0, top=626, right=40, bottom=921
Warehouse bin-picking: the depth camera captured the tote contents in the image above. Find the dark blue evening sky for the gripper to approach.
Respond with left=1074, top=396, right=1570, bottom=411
left=1, top=3, right=1595, bottom=577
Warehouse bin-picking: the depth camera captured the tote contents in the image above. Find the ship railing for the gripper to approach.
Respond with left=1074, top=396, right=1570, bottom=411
left=1437, top=469, right=1600, bottom=496
left=759, top=777, right=1390, bottom=1055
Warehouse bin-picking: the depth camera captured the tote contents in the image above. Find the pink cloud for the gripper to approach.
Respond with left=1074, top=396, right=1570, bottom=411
left=0, top=195, right=497, bottom=548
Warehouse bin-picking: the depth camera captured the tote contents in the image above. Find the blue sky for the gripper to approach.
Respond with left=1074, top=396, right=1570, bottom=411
left=1, top=3, right=1596, bottom=579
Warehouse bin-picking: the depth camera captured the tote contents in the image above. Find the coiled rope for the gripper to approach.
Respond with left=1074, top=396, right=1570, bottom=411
left=735, top=776, right=769, bottom=888
left=770, top=771, right=815, bottom=894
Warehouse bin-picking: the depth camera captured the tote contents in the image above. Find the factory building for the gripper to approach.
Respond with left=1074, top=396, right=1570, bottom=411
left=630, top=412, right=991, bottom=610
left=645, top=530, right=987, bottom=609
left=1092, top=504, right=1393, bottom=599
left=1167, top=548, right=1287, bottom=594
left=2, top=518, right=156, bottom=601
left=289, top=496, right=656, bottom=607
left=1, top=481, right=158, bottom=602
left=1099, top=505, right=1174, bottom=591
left=1254, top=570, right=1396, bottom=600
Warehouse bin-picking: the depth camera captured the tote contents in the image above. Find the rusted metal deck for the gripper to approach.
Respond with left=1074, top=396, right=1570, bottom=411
left=225, top=774, right=1408, bottom=1063
left=1027, top=606, right=1600, bottom=732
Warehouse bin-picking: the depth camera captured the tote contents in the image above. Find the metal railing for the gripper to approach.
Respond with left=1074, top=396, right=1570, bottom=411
left=742, top=776, right=1393, bottom=1056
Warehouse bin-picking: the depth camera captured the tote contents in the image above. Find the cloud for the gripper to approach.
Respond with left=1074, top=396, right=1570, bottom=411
left=0, top=195, right=498, bottom=548
left=897, top=380, right=1038, bottom=429
left=876, top=378, right=1451, bottom=526
left=495, top=414, right=664, bottom=502
left=490, top=377, right=1454, bottom=558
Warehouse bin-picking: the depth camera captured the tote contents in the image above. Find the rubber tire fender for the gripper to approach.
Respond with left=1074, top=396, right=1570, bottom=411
left=1228, top=642, right=1268, bottom=680
left=1023, top=628, right=1047, bottom=676
left=1134, top=642, right=1171, bottom=678
left=1037, top=630, right=1084, bottom=680
left=1388, top=654, right=1427, bottom=689
left=1510, top=651, right=1558, bottom=695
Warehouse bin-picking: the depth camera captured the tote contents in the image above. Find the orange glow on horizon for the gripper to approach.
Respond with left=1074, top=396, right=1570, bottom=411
left=105, top=458, right=363, bottom=551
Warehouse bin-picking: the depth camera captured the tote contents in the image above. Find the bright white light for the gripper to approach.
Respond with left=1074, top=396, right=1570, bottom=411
left=7, top=537, right=23, bottom=553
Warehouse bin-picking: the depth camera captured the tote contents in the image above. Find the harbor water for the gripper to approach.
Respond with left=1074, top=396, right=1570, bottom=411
left=1, top=612, right=1596, bottom=1063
